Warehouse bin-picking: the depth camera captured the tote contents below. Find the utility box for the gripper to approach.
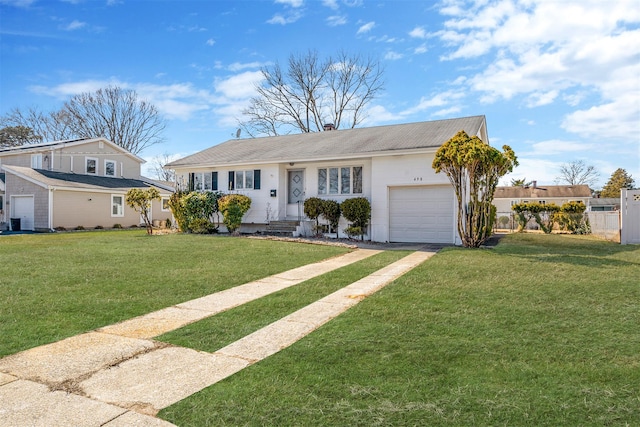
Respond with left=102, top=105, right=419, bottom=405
left=270, top=189, right=277, bottom=197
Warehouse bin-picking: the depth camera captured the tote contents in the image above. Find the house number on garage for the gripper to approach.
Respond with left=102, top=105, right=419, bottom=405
left=413, top=177, right=423, bottom=181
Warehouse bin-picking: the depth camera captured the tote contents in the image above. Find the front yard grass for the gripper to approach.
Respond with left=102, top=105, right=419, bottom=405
left=0, top=231, right=349, bottom=357
left=158, top=234, right=640, bottom=426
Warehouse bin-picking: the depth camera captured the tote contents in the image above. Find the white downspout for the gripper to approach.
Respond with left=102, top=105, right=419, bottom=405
left=48, top=187, right=54, bottom=231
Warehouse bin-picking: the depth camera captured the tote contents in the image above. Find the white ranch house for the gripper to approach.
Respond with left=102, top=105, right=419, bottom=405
left=167, top=115, right=491, bottom=245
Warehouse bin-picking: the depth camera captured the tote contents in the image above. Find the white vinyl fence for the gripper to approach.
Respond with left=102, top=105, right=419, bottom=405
left=587, top=211, right=620, bottom=242
left=621, top=189, right=640, bottom=244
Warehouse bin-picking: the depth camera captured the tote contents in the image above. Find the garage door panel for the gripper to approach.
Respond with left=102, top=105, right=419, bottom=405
left=389, top=186, right=454, bottom=243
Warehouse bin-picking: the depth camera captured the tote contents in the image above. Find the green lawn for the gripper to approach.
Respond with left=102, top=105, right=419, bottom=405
left=158, top=234, right=640, bottom=426
left=0, top=230, right=349, bottom=357
left=2, top=231, right=638, bottom=425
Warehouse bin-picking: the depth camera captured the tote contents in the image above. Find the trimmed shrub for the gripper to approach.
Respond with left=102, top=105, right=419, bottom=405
left=168, top=190, right=223, bottom=233
left=218, top=194, right=252, bottom=235
left=512, top=202, right=560, bottom=234
left=321, top=200, right=341, bottom=236
left=554, top=201, right=587, bottom=233
left=304, top=197, right=324, bottom=234
left=341, top=197, right=371, bottom=240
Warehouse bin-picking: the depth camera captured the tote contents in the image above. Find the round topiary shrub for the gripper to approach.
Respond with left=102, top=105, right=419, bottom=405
left=340, top=197, right=371, bottom=240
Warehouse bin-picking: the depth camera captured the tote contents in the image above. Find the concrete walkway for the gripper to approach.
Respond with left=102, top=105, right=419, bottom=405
left=0, top=248, right=436, bottom=426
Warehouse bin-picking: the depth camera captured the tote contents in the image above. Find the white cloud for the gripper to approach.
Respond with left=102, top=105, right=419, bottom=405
left=384, top=51, right=403, bottom=61
left=228, top=61, right=266, bottom=72
left=526, top=90, right=559, bottom=108
left=414, top=44, right=427, bottom=54
left=28, top=79, right=214, bottom=121
left=206, top=38, right=215, bottom=46
left=361, top=104, right=403, bottom=125
left=356, top=21, right=375, bottom=34
left=409, top=26, right=427, bottom=39
left=435, top=0, right=640, bottom=143
left=0, top=0, right=36, bottom=6
left=213, top=71, right=263, bottom=100
left=275, top=0, right=303, bottom=7
left=502, top=158, right=563, bottom=187
left=327, top=15, right=347, bottom=26
left=64, top=20, right=87, bottom=31
left=527, top=140, right=598, bottom=156
left=400, top=90, right=465, bottom=116
left=267, top=10, right=303, bottom=25
left=322, top=0, right=339, bottom=10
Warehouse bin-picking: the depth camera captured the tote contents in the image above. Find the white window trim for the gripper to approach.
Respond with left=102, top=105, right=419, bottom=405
left=317, top=165, right=363, bottom=195
left=86, top=157, right=98, bottom=175
left=161, top=197, right=171, bottom=212
left=104, top=159, right=116, bottom=177
left=31, top=153, right=43, bottom=169
left=111, top=194, right=124, bottom=217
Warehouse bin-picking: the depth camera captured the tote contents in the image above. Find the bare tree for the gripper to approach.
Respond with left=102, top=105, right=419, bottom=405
left=1, top=107, right=73, bottom=142
left=149, top=152, right=176, bottom=182
left=555, top=160, right=600, bottom=187
left=1, top=86, right=165, bottom=154
left=61, top=86, right=165, bottom=154
left=241, top=50, right=384, bottom=136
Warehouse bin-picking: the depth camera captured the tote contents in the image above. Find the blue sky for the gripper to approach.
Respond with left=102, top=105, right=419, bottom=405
left=1, top=0, right=639, bottom=188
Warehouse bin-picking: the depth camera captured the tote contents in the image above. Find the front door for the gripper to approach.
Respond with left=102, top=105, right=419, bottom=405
left=287, top=169, right=305, bottom=218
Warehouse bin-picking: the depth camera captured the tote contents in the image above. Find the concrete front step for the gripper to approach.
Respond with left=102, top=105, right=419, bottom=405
left=266, top=220, right=300, bottom=234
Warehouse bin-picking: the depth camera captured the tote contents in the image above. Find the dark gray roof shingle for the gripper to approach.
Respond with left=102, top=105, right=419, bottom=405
left=35, top=169, right=151, bottom=189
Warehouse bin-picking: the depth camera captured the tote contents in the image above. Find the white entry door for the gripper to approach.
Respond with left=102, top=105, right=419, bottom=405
left=286, top=169, right=305, bottom=218
left=11, top=195, right=35, bottom=231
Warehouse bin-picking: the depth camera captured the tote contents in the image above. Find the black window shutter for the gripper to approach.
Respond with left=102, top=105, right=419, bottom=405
left=212, top=172, right=218, bottom=190
left=254, top=169, right=261, bottom=189
left=188, top=173, right=195, bottom=191
left=228, top=171, right=235, bottom=190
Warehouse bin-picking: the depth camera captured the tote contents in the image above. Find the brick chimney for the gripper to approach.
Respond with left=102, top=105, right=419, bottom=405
left=323, top=123, right=335, bottom=131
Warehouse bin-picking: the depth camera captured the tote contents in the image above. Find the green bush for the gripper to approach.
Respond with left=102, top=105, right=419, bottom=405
left=341, top=197, right=371, bottom=240
left=168, top=190, right=223, bottom=233
left=218, top=194, right=252, bottom=235
left=321, top=200, right=341, bottom=236
left=112, top=223, right=122, bottom=229
left=554, top=201, right=588, bottom=233
left=512, top=202, right=560, bottom=233
left=304, top=197, right=324, bottom=234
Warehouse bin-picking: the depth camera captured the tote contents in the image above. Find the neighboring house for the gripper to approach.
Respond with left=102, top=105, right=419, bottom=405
left=0, top=138, right=173, bottom=232
left=166, top=115, right=492, bottom=244
left=493, top=182, right=592, bottom=215
left=589, top=197, right=620, bottom=211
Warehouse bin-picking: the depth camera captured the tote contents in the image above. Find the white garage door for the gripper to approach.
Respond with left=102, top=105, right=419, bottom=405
left=11, top=195, right=35, bottom=231
left=389, top=186, right=454, bottom=243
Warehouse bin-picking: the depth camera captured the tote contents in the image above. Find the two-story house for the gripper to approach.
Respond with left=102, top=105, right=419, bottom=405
left=0, top=137, right=173, bottom=232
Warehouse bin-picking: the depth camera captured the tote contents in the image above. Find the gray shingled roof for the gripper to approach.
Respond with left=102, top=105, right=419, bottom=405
left=167, top=115, right=486, bottom=168
left=495, top=185, right=592, bottom=199
left=3, top=165, right=153, bottom=190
